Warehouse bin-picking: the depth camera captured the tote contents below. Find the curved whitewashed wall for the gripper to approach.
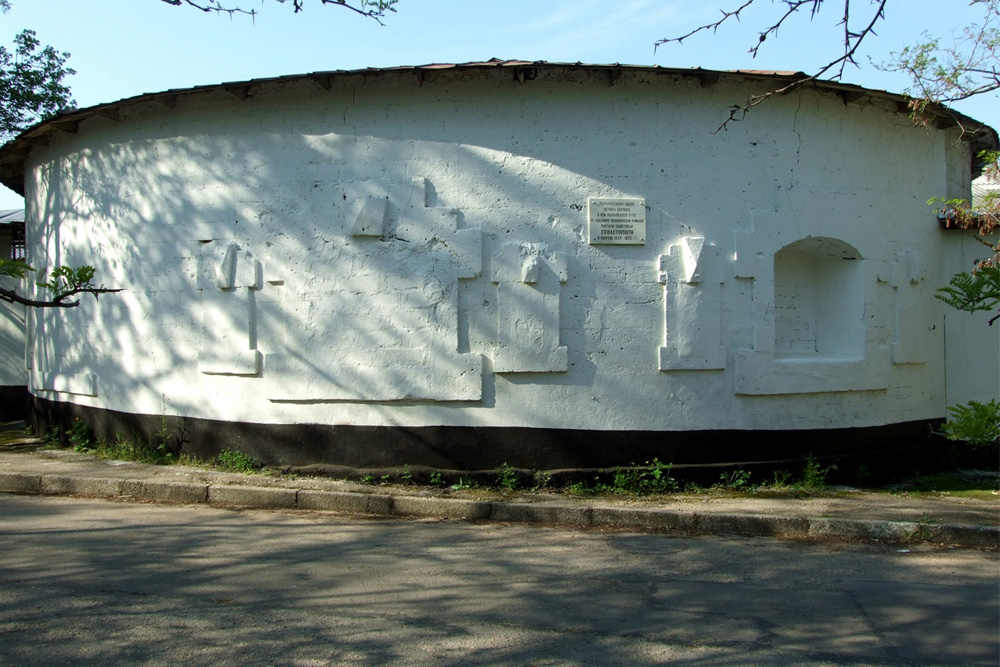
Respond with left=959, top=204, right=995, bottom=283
left=19, top=68, right=997, bottom=453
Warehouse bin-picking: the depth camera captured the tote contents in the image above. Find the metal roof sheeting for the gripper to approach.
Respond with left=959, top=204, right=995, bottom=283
left=0, top=209, right=24, bottom=225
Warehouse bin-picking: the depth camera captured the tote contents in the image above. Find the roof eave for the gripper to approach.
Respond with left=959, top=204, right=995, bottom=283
left=1, top=60, right=995, bottom=195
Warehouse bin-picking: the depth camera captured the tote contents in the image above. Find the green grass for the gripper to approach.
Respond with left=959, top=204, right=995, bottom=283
left=89, top=432, right=179, bottom=465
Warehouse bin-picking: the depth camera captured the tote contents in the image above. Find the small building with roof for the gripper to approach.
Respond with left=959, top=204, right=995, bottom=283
left=0, top=208, right=27, bottom=418
left=0, top=60, right=996, bottom=472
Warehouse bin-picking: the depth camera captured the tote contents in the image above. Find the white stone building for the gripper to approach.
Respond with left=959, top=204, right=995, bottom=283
left=0, top=61, right=996, bottom=471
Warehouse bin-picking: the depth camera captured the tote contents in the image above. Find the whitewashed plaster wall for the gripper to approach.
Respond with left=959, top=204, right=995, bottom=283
left=20, top=69, right=998, bottom=432
left=0, top=276, right=25, bottom=387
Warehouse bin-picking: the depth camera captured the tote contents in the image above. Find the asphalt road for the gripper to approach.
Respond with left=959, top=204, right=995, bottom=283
left=0, top=493, right=997, bottom=666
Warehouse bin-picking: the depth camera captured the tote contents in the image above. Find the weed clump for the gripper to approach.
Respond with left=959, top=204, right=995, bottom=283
left=496, top=463, right=520, bottom=491
left=216, top=449, right=262, bottom=474
left=567, top=459, right=678, bottom=496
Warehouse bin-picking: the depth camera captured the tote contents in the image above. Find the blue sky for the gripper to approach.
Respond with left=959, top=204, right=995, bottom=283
left=2, top=0, right=997, bottom=207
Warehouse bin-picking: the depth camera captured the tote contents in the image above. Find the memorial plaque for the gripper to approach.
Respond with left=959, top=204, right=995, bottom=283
left=588, top=197, right=646, bottom=245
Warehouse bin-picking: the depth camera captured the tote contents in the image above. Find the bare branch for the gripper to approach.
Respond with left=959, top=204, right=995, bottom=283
left=671, top=0, right=890, bottom=131
left=654, top=1, right=756, bottom=51
left=747, top=1, right=824, bottom=59
left=657, top=1, right=891, bottom=130
left=159, top=0, right=398, bottom=24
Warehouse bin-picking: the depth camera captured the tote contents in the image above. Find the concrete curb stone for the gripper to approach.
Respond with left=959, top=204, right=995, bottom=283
left=121, top=479, right=209, bottom=504
left=808, top=517, right=916, bottom=542
left=40, top=475, right=123, bottom=498
left=0, top=472, right=41, bottom=494
left=591, top=506, right=701, bottom=533
left=694, top=512, right=812, bottom=538
left=208, top=484, right=297, bottom=509
left=298, top=489, right=393, bottom=516
left=1, top=470, right=997, bottom=549
left=392, top=495, right=491, bottom=520
left=930, top=524, right=999, bottom=549
left=489, top=502, right=593, bottom=526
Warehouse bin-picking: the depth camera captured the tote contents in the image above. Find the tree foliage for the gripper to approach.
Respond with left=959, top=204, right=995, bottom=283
left=940, top=399, right=1000, bottom=446
left=937, top=264, right=1000, bottom=324
left=881, top=0, right=999, bottom=107
left=0, top=4, right=74, bottom=143
left=0, top=260, right=121, bottom=308
left=159, top=0, right=398, bottom=24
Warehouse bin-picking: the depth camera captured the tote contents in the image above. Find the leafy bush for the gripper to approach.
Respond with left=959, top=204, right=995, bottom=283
left=496, top=463, right=520, bottom=491
left=799, top=455, right=837, bottom=490
left=216, top=449, right=261, bottom=473
left=610, top=458, right=678, bottom=495
left=67, top=418, right=93, bottom=452
left=940, top=399, right=1000, bottom=447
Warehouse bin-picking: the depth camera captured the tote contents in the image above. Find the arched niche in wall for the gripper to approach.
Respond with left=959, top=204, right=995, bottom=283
left=733, top=232, right=891, bottom=396
left=773, top=237, right=864, bottom=360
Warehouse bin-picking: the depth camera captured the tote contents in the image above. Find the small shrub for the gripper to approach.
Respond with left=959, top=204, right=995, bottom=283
left=715, top=469, right=752, bottom=490
left=800, top=455, right=836, bottom=490
left=451, top=477, right=479, bottom=491
left=359, top=474, right=376, bottom=485
left=105, top=431, right=177, bottom=465
left=67, top=419, right=93, bottom=452
left=399, top=464, right=413, bottom=484
left=43, top=426, right=61, bottom=448
left=771, top=470, right=792, bottom=487
left=940, top=399, right=1000, bottom=447
left=216, top=449, right=261, bottom=474
left=612, top=458, right=677, bottom=495
left=429, top=471, right=444, bottom=486
left=564, top=481, right=592, bottom=495
left=532, top=469, right=552, bottom=489
left=496, top=462, right=519, bottom=491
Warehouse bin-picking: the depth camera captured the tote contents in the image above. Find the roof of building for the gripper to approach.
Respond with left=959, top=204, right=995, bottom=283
left=972, top=174, right=999, bottom=209
left=0, top=59, right=996, bottom=195
left=0, top=209, right=24, bottom=225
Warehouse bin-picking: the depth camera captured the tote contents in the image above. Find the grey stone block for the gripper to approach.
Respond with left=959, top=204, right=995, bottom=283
left=121, top=479, right=208, bottom=504
left=41, top=475, right=122, bottom=498
left=489, top=502, right=592, bottom=526
left=930, top=524, right=1000, bottom=549
left=809, top=518, right=914, bottom=542
left=697, top=513, right=810, bottom=538
left=208, top=484, right=297, bottom=509
left=591, top=507, right=698, bottom=532
left=364, top=494, right=394, bottom=516
left=297, top=490, right=375, bottom=514
left=0, top=472, right=41, bottom=494
left=391, top=495, right=491, bottom=520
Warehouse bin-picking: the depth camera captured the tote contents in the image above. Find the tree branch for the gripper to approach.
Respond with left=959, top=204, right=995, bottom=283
left=654, top=0, right=756, bottom=49
left=159, top=0, right=398, bottom=24
left=0, top=285, right=123, bottom=308
left=657, top=0, right=889, bottom=131
left=0, top=262, right=123, bottom=309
